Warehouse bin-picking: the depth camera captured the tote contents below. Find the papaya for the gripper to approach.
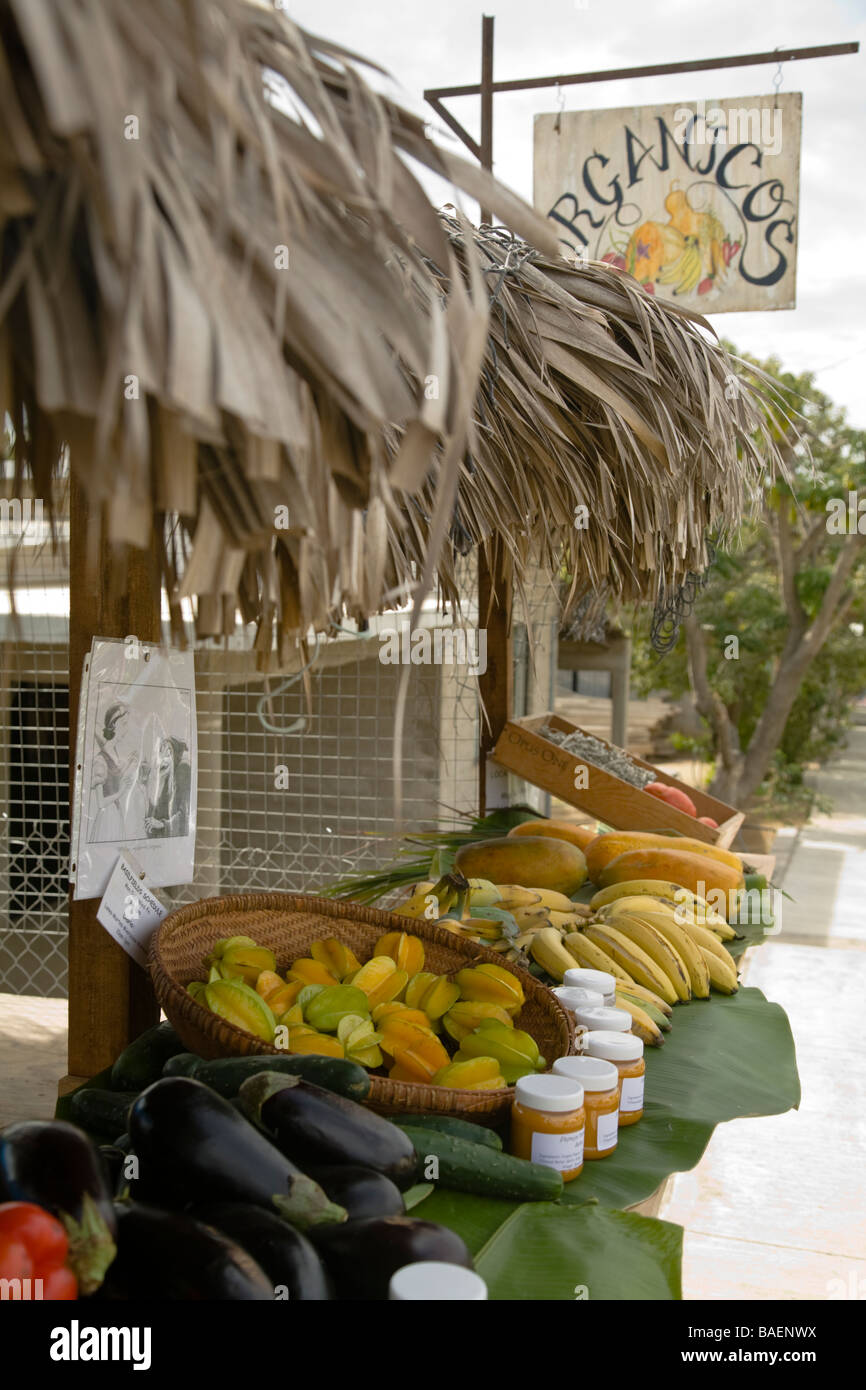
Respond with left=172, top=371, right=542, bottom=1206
left=454, top=837, right=587, bottom=895
left=507, top=819, right=597, bottom=851
left=597, top=847, right=744, bottom=902
left=585, top=830, right=742, bottom=882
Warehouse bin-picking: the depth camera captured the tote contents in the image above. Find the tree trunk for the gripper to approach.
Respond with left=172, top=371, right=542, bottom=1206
left=683, top=614, right=745, bottom=800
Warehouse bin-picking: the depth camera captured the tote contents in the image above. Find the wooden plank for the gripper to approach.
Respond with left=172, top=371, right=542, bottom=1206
left=477, top=537, right=513, bottom=813
left=67, top=472, right=161, bottom=1079
left=492, top=711, right=744, bottom=846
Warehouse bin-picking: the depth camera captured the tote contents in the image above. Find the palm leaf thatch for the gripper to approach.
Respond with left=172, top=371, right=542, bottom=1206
left=0, top=0, right=786, bottom=652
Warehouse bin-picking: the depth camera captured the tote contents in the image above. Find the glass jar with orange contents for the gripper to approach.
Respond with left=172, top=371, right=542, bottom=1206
left=510, top=1074, right=586, bottom=1182
left=553, top=1056, right=619, bottom=1159
left=583, top=1030, right=646, bottom=1126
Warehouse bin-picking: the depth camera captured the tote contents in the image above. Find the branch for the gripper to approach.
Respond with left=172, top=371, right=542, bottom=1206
left=773, top=497, right=807, bottom=652
left=794, top=514, right=827, bottom=570
left=683, top=614, right=742, bottom=774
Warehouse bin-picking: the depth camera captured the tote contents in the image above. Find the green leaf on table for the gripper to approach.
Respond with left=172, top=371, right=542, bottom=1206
left=474, top=1202, right=683, bottom=1301
left=562, top=1104, right=716, bottom=1208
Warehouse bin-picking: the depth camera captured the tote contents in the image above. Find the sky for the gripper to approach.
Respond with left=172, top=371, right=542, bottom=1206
left=284, top=0, right=866, bottom=426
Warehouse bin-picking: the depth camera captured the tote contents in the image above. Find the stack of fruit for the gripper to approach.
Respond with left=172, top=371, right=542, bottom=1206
left=190, top=929, right=546, bottom=1092
left=395, top=872, right=591, bottom=959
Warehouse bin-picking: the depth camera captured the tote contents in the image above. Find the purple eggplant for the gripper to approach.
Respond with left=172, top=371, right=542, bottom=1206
left=190, top=1202, right=332, bottom=1300
left=311, top=1215, right=474, bottom=1300
left=0, top=1120, right=117, bottom=1293
left=99, top=1202, right=274, bottom=1300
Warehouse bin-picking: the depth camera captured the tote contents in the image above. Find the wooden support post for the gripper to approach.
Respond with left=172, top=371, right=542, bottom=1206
left=64, top=472, right=161, bottom=1084
left=478, top=537, right=513, bottom=814
left=476, top=16, right=512, bottom=813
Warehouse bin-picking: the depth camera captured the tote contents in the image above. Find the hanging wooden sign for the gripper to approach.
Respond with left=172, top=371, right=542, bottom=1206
left=534, top=93, right=801, bottom=312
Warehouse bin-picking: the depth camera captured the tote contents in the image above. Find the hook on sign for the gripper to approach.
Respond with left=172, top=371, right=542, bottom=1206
left=772, top=46, right=784, bottom=104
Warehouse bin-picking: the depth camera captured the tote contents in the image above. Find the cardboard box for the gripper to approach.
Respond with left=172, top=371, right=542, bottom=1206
left=492, top=712, right=745, bottom=849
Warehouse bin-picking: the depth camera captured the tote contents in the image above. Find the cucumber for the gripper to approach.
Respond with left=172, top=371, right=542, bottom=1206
left=398, top=1126, right=563, bottom=1202
left=162, top=1052, right=202, bottom=1078
left=391, top=1114, right=503, bottom=1151
left=68, top=1088, right=139, bottom=1139
left=110, top=1022, right=187, bottom=1091
left=179, top=1053, right=371, bottom=1102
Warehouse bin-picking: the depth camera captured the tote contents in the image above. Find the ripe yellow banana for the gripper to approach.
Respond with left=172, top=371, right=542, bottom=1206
left=700, top=946, right=738, bottom=994
left=609, top=977, right=672, bottom=1016
left=531, top=927, right=583, bottom=982
left=590, top=879, right=688, bottom=909
left=616, top=989, right=671, bottom=1031
left=582, top=923, right=679, bottom=1006
left=612, top=993, right=665, bottom=1046
left=619, top=909, right=711, bottom=999
left=562, top=931, right=636, bottom=985
left=597, top=909, right=691, bottom=1002
left=467, top=878, right=502, bottom=909
left=591, top=881, right=735, bottom=936
left=509, top=904, right=553, bottom=930
left=532, top=888, right=580, bottom=913
left=679, top=917, right=737, bottom=966
left=547, top=909, right=592, bottom=932
left=493, top=886, right=544, bottom=909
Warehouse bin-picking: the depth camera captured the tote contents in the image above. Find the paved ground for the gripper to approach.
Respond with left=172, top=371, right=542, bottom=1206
left=658, top=723, right=866, bottom=1300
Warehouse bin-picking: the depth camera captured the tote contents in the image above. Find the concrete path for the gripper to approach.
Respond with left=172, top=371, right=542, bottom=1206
left=659, top=723, right=866, bottom=1300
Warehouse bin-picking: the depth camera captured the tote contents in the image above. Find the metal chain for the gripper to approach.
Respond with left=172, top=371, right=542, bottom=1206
left=650, top=540, right=717, bottom=654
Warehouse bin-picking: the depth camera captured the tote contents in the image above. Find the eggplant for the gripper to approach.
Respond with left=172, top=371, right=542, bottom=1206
left=310, top=1165, right=405, bottom=1221
left=98, top=1144, right=127, bottom=1195
left=129, top=1077, right=346, bottom=1231
left=0, top=1120, right=117, bottom=1294
left=99, top=1202, right=274, bottom=1300
left=239, top=1073, right=418, bottom=1191
left=190, top=1202, right=332, bottom=1300
left=311, top=1216, right=473, bottom=1300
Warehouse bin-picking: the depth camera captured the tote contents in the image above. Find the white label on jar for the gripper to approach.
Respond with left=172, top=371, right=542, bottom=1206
left=595, top=1107, right=619, bottom=1151
left=530, top=1126, right=584, bottom=1172
left=620, top=1074, right=645, bottom=1113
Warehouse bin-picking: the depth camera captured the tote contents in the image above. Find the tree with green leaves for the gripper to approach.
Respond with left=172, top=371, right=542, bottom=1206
left=632, top=352, right=866, bottom=807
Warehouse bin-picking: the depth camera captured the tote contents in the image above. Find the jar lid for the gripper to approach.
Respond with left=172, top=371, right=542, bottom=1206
left=584, top=1029, right=644, bottom=1062
left=572, top=1005, right=631, bottom=1032
left=552, top=985, right=605, bottom=1012
left=563, top=967, right=616, bottom=994
left=514, top=1073, right=585, bottom=1113
left=553, top=1055, right=619, bottom=1092
left=389, top=1262, right=488, bottom=1300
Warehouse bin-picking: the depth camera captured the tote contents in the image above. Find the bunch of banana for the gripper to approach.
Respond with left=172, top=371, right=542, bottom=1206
left=589, top=880, right=737, bottom=940
left=530, top=928, right=667, bottom=1046
left=396, top=872, right=470, bottom=922
left=597, top=895, right=738, bottom=996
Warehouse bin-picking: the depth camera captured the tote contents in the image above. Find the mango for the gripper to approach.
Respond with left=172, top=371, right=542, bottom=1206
left=374, top=931, right=425, bottom=976
left=432, top=1057, right=507, bottom=1090
left=310, top=938, right=362, bottom=979
left=205, top=979, right=276, bottom=1043
left=455, top=836, right=587, bottom=895
left=442, top=1000, right=514, bottom=1043
left=305, top=985, right=370, bottom=1033
left=455, top=963, right=524, bottom=1015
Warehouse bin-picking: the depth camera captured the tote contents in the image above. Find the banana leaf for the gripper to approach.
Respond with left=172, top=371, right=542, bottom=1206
left=474, top=1202, right=683, bottom=1301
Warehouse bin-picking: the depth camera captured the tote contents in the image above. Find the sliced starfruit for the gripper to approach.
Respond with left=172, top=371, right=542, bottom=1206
left=455, top=963, right=524, bottom=1015
left=310, top=937, right=362, bottom=980
left=373, top=930, right=425, bottom=977
left=442, top=1000, right=514, bottom=1043
left=432, top=1056, right=507, bottom=1091
left=288, top=958, right=340, bottom=988
left=340, top=1018, right=384, bottom=1068
left=218, top=944, right=277, bottom=987
left=285, top=1027, right=345, bottom=1058
left=388, top=1031, right=451, bottom=1082
left=457, top=1020, right=544, bottom=1083
left=350, top=956, right=409, bottom=1010
left=378, top=1016, right=437, bottom=1059
left=206, top=934, right=258, bottom=962
left=205, top=979, right=276, bottom=1043
left=305, top=985, right=370, bottom=1033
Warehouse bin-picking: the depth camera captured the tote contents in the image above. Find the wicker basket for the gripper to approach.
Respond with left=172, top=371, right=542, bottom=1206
left=149, top=892, right=575, bottom=1125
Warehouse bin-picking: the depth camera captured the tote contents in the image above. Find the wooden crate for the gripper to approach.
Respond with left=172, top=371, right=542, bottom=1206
left=492, top=712, right=744, bottom=849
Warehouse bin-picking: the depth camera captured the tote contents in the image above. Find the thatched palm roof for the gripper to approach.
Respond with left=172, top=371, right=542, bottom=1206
left=1, top=0, right=783, bottom=650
